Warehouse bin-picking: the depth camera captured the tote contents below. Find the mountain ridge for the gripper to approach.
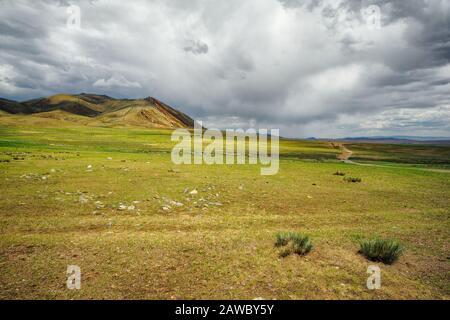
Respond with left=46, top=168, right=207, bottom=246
left=0, top=94, right=195, bottom=129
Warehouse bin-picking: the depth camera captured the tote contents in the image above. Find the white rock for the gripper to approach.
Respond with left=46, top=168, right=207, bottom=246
left=162, top=206, right=170, bottom=211
left=190, top=189, right=198, bottom=195
left=95, top=201, right=105, bottom=209
left=118, top=205, right=127, bottom=211
left=87, top=165, right=92, bottom=169
left=107, top=157, right=113, bottom=160
left=79, top=195, right=89, bottom=204
left=127, top=205, right=135, bottom=211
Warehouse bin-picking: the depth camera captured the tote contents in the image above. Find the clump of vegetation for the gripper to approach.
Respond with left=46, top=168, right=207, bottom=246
left=344, top=177, right=362, bottom=183
left=333, top=171, right=346, bottom=176
left=275, top=232, right=293, bottom=247
left=275, top=232, right=313, bottom=257
left=359, top=238, right=404, bottom=264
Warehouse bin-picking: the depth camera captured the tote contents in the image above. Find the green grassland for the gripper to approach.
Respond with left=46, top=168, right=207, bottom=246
left=0, top=123, right=449, bottom=299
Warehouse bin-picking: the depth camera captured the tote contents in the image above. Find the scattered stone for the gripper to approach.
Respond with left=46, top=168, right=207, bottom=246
left=79, top=195, right=89, bottom=204
left=238, top=185, right=244, bottom=190
left=95, top=201, right=105, bottom=209
left=118, top=205, right=127, bottom=211
left=50, top=169, right=56, bottom=173
left=162, top=206, right=170, bottom=211
left=127, top=205, right=136, bottom=211
left=107, top=157, right=113, bottom=160
left=190, top=189, right=198, bottom=195
left=172, top=201, right=184, bottom=207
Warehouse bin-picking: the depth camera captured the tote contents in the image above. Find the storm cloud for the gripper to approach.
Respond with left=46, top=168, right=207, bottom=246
left=0, top=0, right=449, bottom=137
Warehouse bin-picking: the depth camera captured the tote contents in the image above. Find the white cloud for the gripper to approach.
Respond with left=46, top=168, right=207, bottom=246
left=93, top=75, right=142, bottom=89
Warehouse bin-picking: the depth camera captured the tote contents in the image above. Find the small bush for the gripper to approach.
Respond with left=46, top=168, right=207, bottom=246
left=359, top=238, right=404, bottom=264
left=275, top=232, right=313, bottom=257
left=291, top=235, right=313, bottom=255
left=333, top=171, right=346, bottom=176
left=344, top=177, right=362, bottom=183
left=275, top=232, right=292, bottom=247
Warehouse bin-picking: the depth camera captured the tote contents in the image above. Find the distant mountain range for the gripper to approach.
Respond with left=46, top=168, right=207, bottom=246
left=0, top=94, right=194, bottom=129
left=341, top=136, right=450, bottom=142
left=304, top=136, right=450, bottom=145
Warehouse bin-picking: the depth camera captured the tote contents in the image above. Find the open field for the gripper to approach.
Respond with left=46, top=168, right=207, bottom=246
left=0, top=122, right=449, bottom=299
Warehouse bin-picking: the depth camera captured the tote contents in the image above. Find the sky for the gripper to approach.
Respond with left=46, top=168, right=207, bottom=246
left=0, top=0, right=449, bottom=138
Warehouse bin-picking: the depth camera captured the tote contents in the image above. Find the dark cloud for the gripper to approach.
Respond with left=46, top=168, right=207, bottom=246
left=183, top=40, right=209, bottom=55
left=0, top=0, right=449, bottom=137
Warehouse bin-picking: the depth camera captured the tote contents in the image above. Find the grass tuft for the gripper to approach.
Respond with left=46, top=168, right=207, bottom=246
left=344, top=177, right=362, bottom=183
left=359, top=238, right=404, bottom=264
left=333, top=171, right=346, bottom=176
left=275, top=232, right=313, bottom=257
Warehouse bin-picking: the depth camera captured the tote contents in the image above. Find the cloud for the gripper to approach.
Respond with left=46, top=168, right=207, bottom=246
left=93, top=75, right=142, bottom=88
left=0, top=0, right=449, bottom=137
left=183, top=40, right=209, bottom=55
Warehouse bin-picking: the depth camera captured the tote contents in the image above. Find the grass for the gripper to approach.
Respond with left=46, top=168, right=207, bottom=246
left=0, top=120, right=449, bottom=299
left=359, top=239, right=404, bottom=264
left=275, top=232, right=313, bottom=257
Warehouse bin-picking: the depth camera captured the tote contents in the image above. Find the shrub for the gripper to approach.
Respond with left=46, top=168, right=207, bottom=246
left=291, top=235, right=313, bottom=255
left=344, top=177, right=362, bottom=183
left=333, top=171, right=346, bottom=176
left=275, top=232, right=292, bottom=247
left=359, top=238, right=404, bottom=264
left=275, top=232, right=313, bottom=257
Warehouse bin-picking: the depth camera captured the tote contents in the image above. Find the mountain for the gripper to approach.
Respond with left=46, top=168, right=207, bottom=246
left=337, top=136, right=450, bottom=145
left=0, top=97, right=35, bottom=114
left=0, top=94, right=195, bottom=129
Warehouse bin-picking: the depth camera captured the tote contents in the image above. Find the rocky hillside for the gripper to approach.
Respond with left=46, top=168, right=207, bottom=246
left=0, top=94, right=195, bottom=129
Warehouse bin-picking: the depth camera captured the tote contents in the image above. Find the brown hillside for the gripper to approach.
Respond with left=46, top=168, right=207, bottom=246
left=0, top=94, right=195, bottom=129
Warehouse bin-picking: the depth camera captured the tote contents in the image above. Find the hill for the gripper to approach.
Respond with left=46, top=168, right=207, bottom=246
left=0, top=94, right=195, bottom=129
